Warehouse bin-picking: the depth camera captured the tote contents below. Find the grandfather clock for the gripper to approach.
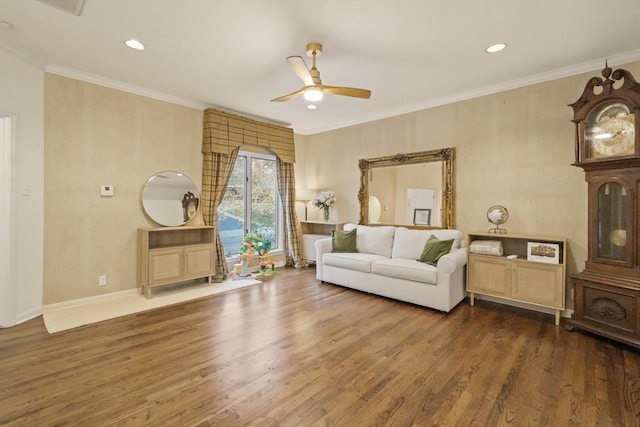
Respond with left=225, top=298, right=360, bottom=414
left=567, top=64, right=640, bottom=348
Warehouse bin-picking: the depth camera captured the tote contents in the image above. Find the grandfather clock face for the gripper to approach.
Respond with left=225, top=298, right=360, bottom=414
left=584, top=102, right=636, bottom=160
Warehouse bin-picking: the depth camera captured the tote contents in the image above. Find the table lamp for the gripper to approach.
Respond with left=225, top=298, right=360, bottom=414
left=296, top=188, right=317, bottom=221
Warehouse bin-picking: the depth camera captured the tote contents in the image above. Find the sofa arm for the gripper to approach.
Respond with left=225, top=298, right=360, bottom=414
left=314, top=238, right=332, bottom=281
left=437, top=247, right=468, bottom=274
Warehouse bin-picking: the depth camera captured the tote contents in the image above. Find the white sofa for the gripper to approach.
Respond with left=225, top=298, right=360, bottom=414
left=315, top=223, right=467, bottom=312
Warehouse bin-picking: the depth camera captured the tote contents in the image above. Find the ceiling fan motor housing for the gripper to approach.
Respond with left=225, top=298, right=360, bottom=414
left=306, top=42, right=322, bottom=57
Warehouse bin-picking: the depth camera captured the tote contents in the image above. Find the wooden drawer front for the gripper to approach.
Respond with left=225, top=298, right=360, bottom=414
left=149, top=249, right=182, bottom=285
left=183, top=245, right=214, bottom=279
left=468, top=256, right=510, bottom=297
left=581, top=284, right=636, bottom=334
left=512, top=262, right=564, bottom=308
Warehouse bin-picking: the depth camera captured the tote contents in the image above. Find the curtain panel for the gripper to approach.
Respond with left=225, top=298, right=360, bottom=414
left=277, top=158, right=304, bottom=268
left=201, top=149, right=239, bottom=282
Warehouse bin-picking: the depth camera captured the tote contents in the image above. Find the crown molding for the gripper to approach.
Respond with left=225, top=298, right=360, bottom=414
left=45, top=64, right=209, bottom=110
left=296, top=49, right=640, bottom=135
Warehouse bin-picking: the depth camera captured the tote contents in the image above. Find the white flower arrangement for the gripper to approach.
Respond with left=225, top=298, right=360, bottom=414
left=311, top=191, right=336, bottom=210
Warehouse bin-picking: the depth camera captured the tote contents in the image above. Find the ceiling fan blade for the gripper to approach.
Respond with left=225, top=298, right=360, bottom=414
left=270, top=87, right=304, bottom=102
left=286, top=56, right=314, bottom=86
left=321, top=85, right=371, bottom=99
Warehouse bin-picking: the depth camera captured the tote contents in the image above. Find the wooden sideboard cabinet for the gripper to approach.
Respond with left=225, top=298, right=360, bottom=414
left=300, top=221, right=345, bottom=262
left=466, top=232, right=566, bottom=325
left=138, top=226, right=215, bottom=298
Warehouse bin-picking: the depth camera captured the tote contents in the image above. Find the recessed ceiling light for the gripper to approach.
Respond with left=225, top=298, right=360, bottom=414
left=307, top=104, right=317, bottom=110
left=125, top=39, right=145, bottom=50
left=486, top=43, right=506, bottom=53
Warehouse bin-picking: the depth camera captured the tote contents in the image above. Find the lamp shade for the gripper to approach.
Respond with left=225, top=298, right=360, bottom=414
left=296, top=188, right=317, bottom=201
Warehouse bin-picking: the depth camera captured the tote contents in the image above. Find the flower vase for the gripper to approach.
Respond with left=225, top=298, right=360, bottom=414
left=323, top=207, right=330, bottom=222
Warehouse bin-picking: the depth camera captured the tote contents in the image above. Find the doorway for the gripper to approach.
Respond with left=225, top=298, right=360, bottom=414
left=0, top=116, right=13, bottom=326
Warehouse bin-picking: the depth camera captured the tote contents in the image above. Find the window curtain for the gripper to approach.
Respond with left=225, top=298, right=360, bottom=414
left=201, top=149, right=239, bottom=282
left=202, top=108, right=303, bottom=276
left=276, top=158, right=304, bottom=268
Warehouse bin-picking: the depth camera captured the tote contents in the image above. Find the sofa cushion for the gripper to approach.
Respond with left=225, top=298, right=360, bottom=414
left=417, top=235, right=454, bottom=265
left=391, top=227, right=462, bottom=260
left=323, top=252, right=389, bottom=273
left=343, top=223, right=396, bottom=258
left=372, top=258, right=438, bottom=285
left=331, top=229, right=359, bottom=253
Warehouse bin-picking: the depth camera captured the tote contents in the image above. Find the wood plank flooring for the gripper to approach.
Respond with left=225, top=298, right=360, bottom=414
left=2, top=267, right=640, bottom=426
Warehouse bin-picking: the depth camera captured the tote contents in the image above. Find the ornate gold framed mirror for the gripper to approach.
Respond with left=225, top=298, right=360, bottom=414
left=358, top=148, right=455, bottom=228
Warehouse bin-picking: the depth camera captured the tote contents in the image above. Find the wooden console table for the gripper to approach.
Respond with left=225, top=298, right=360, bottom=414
left=138, top=226, right=215, bottom=298
left=466, top=232, right=566, bottom=325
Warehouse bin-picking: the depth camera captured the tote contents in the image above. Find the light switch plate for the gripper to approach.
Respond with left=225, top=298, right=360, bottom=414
left=100, top=185, right=114, bottom=196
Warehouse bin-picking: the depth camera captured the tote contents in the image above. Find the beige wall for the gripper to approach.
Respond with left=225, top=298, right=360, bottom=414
left=44, top=74, right=204, bottom=304
left=295, top=60, right=640, bottom=310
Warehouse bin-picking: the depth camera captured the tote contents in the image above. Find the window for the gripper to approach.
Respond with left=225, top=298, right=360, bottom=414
left=217, top=151, right=280, bottom=256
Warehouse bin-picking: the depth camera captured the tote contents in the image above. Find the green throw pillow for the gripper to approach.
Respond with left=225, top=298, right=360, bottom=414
left=417, top=235, right=454, bottom=265
left=332, top=229, right=359, bottom=253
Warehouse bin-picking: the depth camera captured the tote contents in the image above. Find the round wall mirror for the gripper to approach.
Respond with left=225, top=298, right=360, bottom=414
left=141, top=171, right=200, bottom=227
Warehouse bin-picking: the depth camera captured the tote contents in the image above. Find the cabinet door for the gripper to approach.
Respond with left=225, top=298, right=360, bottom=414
left=149, top=248, right=183, bottom=285
left=183, top=245, right=214, bottom=280
left=511, top=262, right=564, bottom=308
left=467, top=255, right=510, bottom=297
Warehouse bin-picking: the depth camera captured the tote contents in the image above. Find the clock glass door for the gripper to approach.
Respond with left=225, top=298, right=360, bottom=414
left=597, top=182, right=628, bottom=263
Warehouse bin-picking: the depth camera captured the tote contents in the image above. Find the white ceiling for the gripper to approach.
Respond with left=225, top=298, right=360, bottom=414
left=1, top=0, right=640, bottom=135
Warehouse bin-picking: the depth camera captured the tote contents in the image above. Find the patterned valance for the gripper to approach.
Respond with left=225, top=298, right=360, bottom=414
left=202, top=108, right=295, bottom=163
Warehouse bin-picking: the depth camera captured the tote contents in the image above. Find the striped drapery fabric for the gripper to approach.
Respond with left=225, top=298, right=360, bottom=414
left=201, top=149, right=239, bottom=282
left=277, top=158, right=304, bottom=268
left=202, top=108, right=295, bottom=163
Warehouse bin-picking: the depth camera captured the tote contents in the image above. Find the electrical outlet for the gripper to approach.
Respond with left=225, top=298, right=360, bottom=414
left=98, top=275, right=107, bottom=286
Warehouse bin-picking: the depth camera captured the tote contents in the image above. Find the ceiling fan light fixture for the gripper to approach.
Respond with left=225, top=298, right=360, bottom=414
left=303, top=87, right=323, bottom=102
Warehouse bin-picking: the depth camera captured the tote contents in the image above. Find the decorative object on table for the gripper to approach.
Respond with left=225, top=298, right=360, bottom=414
left=567, top=64, right=640, bottom=348
left=487, top=205, right=509, bottom=234
left=296, top=188, right=317, bottom=221
left=527, top=242, right=560, bottom=264
left=311, top=190, right=336, bottom=222
left=469, top=240, right=504, bottom=256
left=413, top=208, right=431, bottom=226
left=231, top=233, right=272, bottom=280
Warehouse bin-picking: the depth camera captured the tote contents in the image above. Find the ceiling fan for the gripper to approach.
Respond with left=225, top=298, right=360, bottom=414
left=271, top=42, right=371, bottom=103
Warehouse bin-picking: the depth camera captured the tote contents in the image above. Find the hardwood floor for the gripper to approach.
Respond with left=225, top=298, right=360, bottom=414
left=2, top=267, right=640, bottom=426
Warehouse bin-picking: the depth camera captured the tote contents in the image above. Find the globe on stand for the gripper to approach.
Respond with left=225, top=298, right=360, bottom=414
left=487, top=205, right=509, bottom=234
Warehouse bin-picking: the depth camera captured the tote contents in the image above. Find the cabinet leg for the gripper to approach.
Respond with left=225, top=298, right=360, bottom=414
left=469, top=292, right=475, bottom=306
left=555, top=310, right=560, bottom=326
left=145, top=286, right=151, bottom=299
left=208, top=276, right=212, bottom=285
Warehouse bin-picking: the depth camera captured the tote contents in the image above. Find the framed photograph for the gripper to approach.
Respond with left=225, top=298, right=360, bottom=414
left=527, top=242, right=560, bottom=264
left=413, top=208, right=431, bottom=226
